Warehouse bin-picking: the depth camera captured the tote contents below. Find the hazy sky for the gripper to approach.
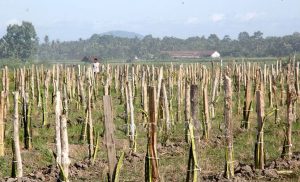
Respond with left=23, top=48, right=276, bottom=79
left=0, top=0, right=299, bottom=41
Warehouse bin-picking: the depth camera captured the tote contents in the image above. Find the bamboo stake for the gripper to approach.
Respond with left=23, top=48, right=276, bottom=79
left=79, top=74, right=87, bottom=111
left=185, top=80, right=191, bottom=143
left=237, top=65, right=242, bottom=115
left=242, top=73, right=252, bottom=129
left=142, top=71, right=148, bottom=125
left=210, top=68, right=220, bottom=119
left=190, top=85, right=200, bottom=141
left=254, top=72, right=265, bottom=169
left=87, top=85, right=94, bottom=159
left=162, top=80, right=171, bottom=144
left=0, top=91, right=5, bottom=156
left=120, top=71, right=125, bottom=105
left=63, top=84, right=69, bottom=118
left=281, top=65, right=297, bottom=160
left=186, top=122, right=201, bottom=182
left=271, top=74, right=279, bottom=123
left=55, top=87, right=62, bottom=165
left=268, top=74, right=273, bottom=107
left=146, top=86, right=159, bottom=182
left=12, top=92, right=23, bottom=178
left=66, top=67, right=72, bottom=101
left=71, top=66, right=76, bottom=99
left=131, top=66, right=135, bottom=99
left=123, top=82, right=129, bottom=135
left=42, top=70, right=50, bottom=126
left=23, top=92, right=32, bottom=150
left=30, top=65, right=35, bottom=102
left=203, top=69, right=210, bottom=140
left=177, top=65, right=182, bottom=123
left=296, top=62, right=300, bottom=100
left=20, top=68, right=25, bottom=99
left=168, top=66, right=174, bottom=98
left=186, top=83, right=201, bottom=181
left=103, top=95, right=117, bottom=181
left=156, top=67, right=163, bottom=122
left=36, top=66, right=42, bottom=108
left=280, top=73, right=285, bottom=106
left=224, top=74, right=234, bottom=178
left=4, top=66, right=9, bottom=109
left=127, top=80, right=136, bottom=152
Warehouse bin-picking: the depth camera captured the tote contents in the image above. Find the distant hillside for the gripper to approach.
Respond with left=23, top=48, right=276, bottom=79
left=100, top=30, right=143, bottom=39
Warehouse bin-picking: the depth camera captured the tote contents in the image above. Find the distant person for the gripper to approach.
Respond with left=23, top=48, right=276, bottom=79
left=92, top=58, right=100, bottom=74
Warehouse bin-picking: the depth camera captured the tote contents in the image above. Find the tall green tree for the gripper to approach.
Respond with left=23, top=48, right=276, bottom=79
left=44, top=35, right=49, bottom=45
left=1, top=21, right=38, bottom=60
left=207, top=34, right=220, bottom=50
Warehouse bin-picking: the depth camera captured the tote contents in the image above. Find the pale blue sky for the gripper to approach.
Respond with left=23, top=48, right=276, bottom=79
left=0, top=0, right=299, bottom=41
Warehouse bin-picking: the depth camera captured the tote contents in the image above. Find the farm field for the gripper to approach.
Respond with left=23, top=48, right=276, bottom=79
left=1, top=59, right=300, bottom=182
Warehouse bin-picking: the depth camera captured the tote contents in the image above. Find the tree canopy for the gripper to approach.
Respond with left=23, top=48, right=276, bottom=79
left=0, top=21, right=38, bottom=61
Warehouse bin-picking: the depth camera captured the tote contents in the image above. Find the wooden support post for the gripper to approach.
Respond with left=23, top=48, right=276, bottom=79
left=23, top=92, right=32, bottom=150
left=12, top=92, right=23, bottom=178
left=42, top=70, right=50, bottom=126
left=177, top=65, right=182, bottom=123
left=0, top=91, right=5, bottom=156
left=87, top=85, right=94, bottom=160
left=146, top=86, right=159, bottom=182
left=114, top=66, right=119, bottom=94
left=142, top=71, right=148, bottom=125
left=224, top=75, right=234, bottom=178
left=190, top=85, right=200, bottom=141
left=162, top=80, right=171, bottom=144
left=36, top=67, right=42, bottom=108
left=55, top=88, right=62, bottom=165
left=184, top=80, right=191, bottom=143
left=272, top=74, right=279, bottom=123
left=79, top=75, right=87, bottom=111
left=186, top=121, right=201, bottom=182
left=156, top=67, right=163, bottom=123
left=60, top=114, right=70, bottom=182
left=254, top=71, right=265, bottom=169
left=282, top=65, right=297, bottom=160
left=4, top=66, right=9, bottom=109
left=124, top=80, right=130, bottom=131
left=242, top=74, right=252, bottom=129
left=119, top=74, right=124, bottom=105
left=63, top=84, right=69, bottom=118
left=127, top=81, right=136, bottom=152
left=296, top=62, right=300, bottom=100
left=203, top=70, right=210, bottom=140
left=280, top=73, right=285, bottom=106
left=103, top=96, right=117, bottom=181
left=237, top=65, right=242, bottom=115
left=186, top=83, right=201, bottom=181
left=210, top=68, right=220, bottom=119
left=268, top=74, right=273, bottom=108
left=30, top=65, right=35, bottom=102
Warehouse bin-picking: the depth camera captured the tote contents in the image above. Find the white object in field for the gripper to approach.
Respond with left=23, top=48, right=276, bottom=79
left=92, top=62, right=100, bottom=73
left=211, top=51, right=221, bottom=58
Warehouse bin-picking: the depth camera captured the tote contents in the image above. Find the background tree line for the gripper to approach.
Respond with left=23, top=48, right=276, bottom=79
left=0, top=22, right=300, bottom=61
